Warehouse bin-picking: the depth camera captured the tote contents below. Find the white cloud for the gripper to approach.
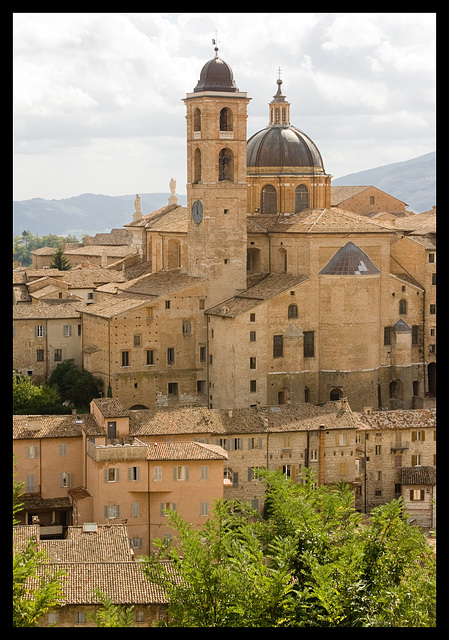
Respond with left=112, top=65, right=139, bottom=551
left=13, top=12, right=436, bottom=200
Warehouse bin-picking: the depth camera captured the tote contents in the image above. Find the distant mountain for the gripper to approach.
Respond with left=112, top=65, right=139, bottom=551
left=332, top=151, right=435, bottom=213
left=13, top=152, right=436, bottom=237
left=12, top=193, right=187, bottom=238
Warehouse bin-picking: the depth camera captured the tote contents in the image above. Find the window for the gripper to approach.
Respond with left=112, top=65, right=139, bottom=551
left=250, top=357, right=256, bottom=369
left=193, top=107, right=201, bottom=132
left=201, top=465, right=209, bottom=480
left=194, top=148, right=201, bottom=182
left=128, top=466, right=140, bottom=481
left=54, top=348, right=62, bottom=362
left=167, top=348, right=175, bottom=364
left=410, top=489, right=425, bottom=501
left=121, top=351, right=130, bottom=367
left=339, top=462, right=347, bottom=476
left=428, top=253, right=435, bottom=263
left=35, top=325, right=46, bottom=337
left=310, top=449, right=318, bottom=462
left=160, top=502, right=176, bottom=516
left=154, top=466, right=162, bottom=481
left=281, top=464, right=292, bottom=478
left=411, top=454, right=422, bottom=466
left=399, top=299, right=407, bottom=314
left=412, top=325, right=422, bottom=345
left=131, top=502, right=141, bottom=517
left=26, top=446, right=39, bottom=458
left=412, top=430, right=425, bottom=442
left=375, top=445, right=382, bottom=455
left=173, top=466, right=189, bottom=481
left=303, top=331, right=315, bottom=357
left=36, top=349, right=44, bottom=362
left=273, top=334, right=283, bottom=358
left=133, top=334, right=141, bottom=346
left=135, top=610, right=145, bottom=623
left=295, top=184, right=309, bottom=213
left=87, top=292, right=94, bottom=300
left=250, top=331, right=256, bottom=342
left=200, top=346, right=206, bottom=362
left=384, top=326, right=392, bottom=345
left=48, top=612, right=57, bottom=625
left=104, top=468, right=119, bottom=483
left=430, top=304, right=436, bottom=315
left=249, top=467, right=261, bottom=481
left=432, top=272, right=436, bottom=285
left=165, top=300, right=171, bottom=310
left=370, top=196, right=375, bottom=205
left=107, top=421, right=116, bottom=439
left=218, top=147, right=234, bottom=181
left=200, top=502, right=209, bottom=516
left=336, top=433, right=347, bottom=446
left=182, top=321, right=191, bottom=336
left=288, top=303, right=298, bottom=318
left=250, top=313, right=256, bottom=322
left=26, top=474, right=35, bottom=492
left=146, top=307, right=154, bottom=320
left=224, top=467, right=237, bottom=486
left=59, top=472, right=72, bottom=487
left=250, top=379, right=257, bottom=392
left=261, top=184, right=277, bottom=214
left=219, top=107, right=233, bottom=131
left=199, top=299, right=205, bottom=309
left=104, top=504, right=120, bottom=519
left=59, top=444, right=67, bottom=456
left=146, top=349, right=154, bottom=365
left=75, top=612, right=85, bottom=624
left=63, top=324, right=72, bottom=337
left=248, top=437, right=262, bottom=450
left=168, top=382, right=178, bottom=396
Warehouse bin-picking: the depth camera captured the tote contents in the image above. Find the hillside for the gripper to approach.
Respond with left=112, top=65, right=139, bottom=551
left=13, top=152, right=435, bottom=238
left=12, top=193, right=187, bottom=238
left=332, top=151, right=435, bottom=213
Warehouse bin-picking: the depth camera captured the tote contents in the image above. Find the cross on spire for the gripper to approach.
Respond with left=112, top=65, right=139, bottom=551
left=277, top=66, right=282, bottom=80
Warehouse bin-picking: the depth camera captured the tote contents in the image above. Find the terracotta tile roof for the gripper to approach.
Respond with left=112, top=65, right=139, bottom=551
left=92, top=397, right=131, bottom=418
left=13, top=413, right=102, bottom=439
left=38, top=562, right=169, bottom=604
left=125, top=204, right=187, bottom=232
left=145, top=441, right=227, bottom=460
left=13, top=301, right=84, bottom=319
left=260, top=401, right=358, bottom=431
left=400, top=466, right=436, bottom=486
left=79, top=292, right=152, bottom=318
left=353, top=408, right=436, bottom=430
left=248, top=208, right=393, bottom=234
left=206, top=273, right=308, bottom=317
left=330, top=185, right=407, bottom=206
left=41, top=525, right=134, bottom=563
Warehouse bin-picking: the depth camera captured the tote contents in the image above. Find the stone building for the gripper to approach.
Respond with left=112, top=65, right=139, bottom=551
left=78, top=47, right=436, bottom=413
left=14, top=398, right=436, bottom=558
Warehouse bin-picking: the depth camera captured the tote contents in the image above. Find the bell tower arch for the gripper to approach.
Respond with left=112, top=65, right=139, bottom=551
left=183, top=46, right=251, bottom=307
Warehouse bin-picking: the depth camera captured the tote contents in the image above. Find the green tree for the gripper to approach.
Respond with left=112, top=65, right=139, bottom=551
left=13, top=461, right=65, bottom=627
left=87, top=590, right=135, bottom=627
left=49, top=245, right=72, bottom=270
left=48, top=359, right=103, bottom=407
left=143, top=468, right=436, bottom=627
left=13, top=230, right=79, bottom=267
left=13, top=371, right=62, bottom=412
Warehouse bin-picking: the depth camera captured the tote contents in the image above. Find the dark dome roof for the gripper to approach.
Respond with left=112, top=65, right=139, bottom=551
left=247, top=125, right=324, bottom=170
left=194, top=53, right=238, bottom=93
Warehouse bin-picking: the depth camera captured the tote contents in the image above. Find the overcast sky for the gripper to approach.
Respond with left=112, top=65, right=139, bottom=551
left=13, top=12, right=436, bottom=201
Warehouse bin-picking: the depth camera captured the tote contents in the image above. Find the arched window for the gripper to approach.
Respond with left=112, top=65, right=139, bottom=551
left=224, top=467, right=234, bottom=485
left=288, top=303, right=298, bottom=318
left=219, top=148, right=234, bottom=181
left=193, top=108, right=201, bottom=132
left=295, top=184, right=309, bottom=213
left=219, top=107, right=233, bottom=131
left=261, top=184, right=277, bottom=214
left=399, top=299, right=407, bottom=314
left=330, top=388, right=343, bottom=401
left=194, top=148, right=201, bottom=182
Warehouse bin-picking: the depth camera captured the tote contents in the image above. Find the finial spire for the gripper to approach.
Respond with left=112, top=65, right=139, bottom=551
left=212, top=29, right=219, bottom=58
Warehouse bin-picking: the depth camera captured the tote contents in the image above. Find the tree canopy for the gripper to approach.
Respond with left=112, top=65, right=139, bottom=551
left=48, top=359, right=103, bottom=408
left=143, top=468, right=436, bottom=627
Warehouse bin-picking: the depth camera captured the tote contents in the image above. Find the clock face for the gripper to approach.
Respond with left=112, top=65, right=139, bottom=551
left=191, top=199, right=203, bottom=224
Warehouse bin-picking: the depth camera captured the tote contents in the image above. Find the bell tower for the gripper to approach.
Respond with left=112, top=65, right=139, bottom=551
left=183, top=46, right=251, bottom=307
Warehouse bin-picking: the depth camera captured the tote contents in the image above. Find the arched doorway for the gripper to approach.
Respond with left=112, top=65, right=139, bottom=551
left=278, top=388, right=290, bottom=405
left=330, top=387, right=343, bottom=401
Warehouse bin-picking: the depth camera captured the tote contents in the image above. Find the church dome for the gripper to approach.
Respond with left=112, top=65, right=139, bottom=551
left=194, top=48, right=239, bottom=93
left=247, top=124, right=324, bottom=170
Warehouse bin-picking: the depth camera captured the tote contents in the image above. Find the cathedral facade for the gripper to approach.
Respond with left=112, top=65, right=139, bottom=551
left=81, top=49, right=436, bottom=413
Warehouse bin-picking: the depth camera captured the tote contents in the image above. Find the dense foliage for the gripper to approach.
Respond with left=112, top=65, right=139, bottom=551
left=48, top=359, right=103, bottom=408
left=13, top=230, right=79, bottom=267
left=13, top=371, right=63, bottom=414
left=143, top=468, right=436, bottom=627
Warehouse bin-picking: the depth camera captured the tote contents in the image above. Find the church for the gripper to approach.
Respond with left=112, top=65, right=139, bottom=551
left=80, top=47, right=436, bottom=412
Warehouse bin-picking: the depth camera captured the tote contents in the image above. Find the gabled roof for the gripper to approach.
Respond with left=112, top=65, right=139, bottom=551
left=319, top=242, right=380, bottom=275
left=331, top=185, right=407, bottom=207
left=206, top=273, right=308, bottom=317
